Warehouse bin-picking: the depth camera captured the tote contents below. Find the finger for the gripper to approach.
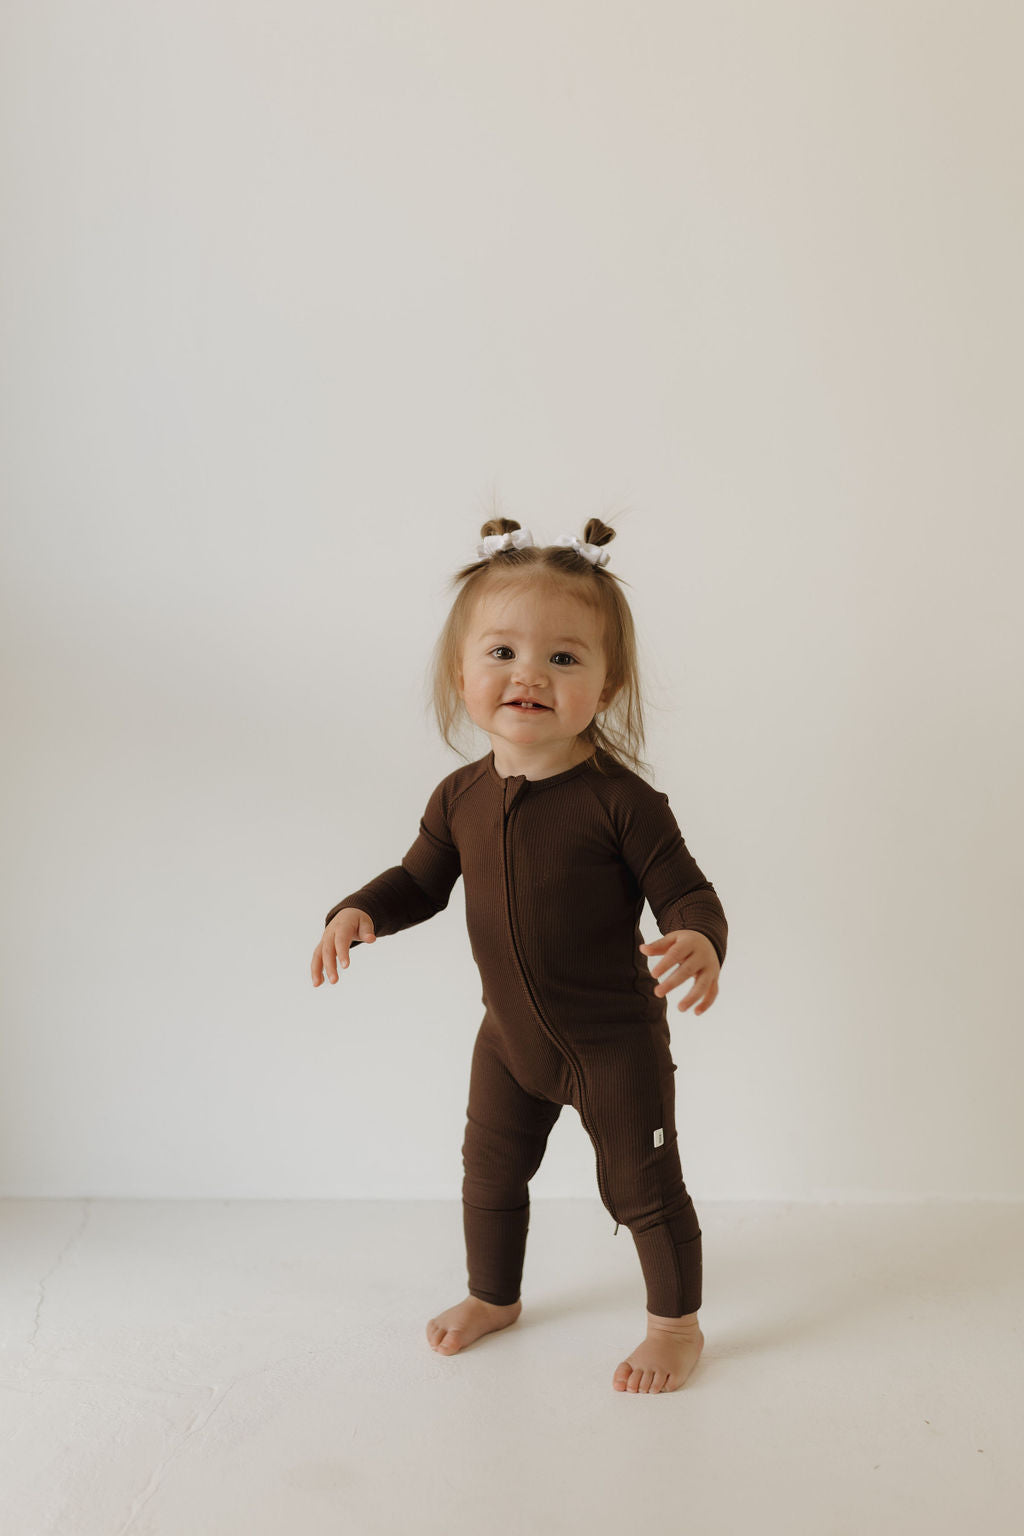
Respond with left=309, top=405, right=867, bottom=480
left=311, top=946, right=324, bottom=986
left=638, top=938, right=668, bottom=952
left=651, top=958, right=684, bottom=985
left=654, top=965, right=694, bottom=995
left=678, top=976, right=709, bottom=1011
left=321, top=939, right=341, bottom=982
left=695, top=980, right=720, bottom=1015
left=332, top=937, right=348, bottom=978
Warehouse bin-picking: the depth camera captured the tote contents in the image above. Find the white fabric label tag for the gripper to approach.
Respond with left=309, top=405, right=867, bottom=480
left=653, top=1127, right=664, bottom=1147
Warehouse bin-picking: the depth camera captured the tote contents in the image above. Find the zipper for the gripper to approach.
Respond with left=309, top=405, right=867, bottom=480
left=501, top=787, right=619, bottom=1236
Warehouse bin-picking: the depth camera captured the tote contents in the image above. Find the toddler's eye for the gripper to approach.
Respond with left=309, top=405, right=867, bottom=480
left=489, top=646, right=515, bottom=660
left=552, top=653, right=577, bottom=667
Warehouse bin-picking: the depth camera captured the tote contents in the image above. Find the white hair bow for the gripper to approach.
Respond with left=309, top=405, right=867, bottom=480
left=476, top=528, right=536, bottom=559
left=476, top=528, right=611, bottom=568
left=553, top=534, right=611, bottom=568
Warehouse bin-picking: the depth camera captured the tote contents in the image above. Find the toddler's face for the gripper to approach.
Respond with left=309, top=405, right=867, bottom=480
left=458, top=584, right=614, bottom=754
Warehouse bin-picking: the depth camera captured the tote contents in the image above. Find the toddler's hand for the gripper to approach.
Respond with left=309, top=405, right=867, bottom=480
left=639, top=930, right=720, bottom=1015
left=311, top=909, right=376, bottom=986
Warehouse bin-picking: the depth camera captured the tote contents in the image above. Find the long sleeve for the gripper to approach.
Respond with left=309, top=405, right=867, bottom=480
left=614, top=781, right=728, bottom=967
left=324, top=776, right=462, bottom=945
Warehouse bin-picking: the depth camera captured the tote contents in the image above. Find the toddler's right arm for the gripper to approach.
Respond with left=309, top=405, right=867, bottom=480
left=310, top=774, right=462, bottom=989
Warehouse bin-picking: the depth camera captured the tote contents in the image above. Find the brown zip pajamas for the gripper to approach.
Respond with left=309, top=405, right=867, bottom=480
left=325, top=747, right=728, bottom=1317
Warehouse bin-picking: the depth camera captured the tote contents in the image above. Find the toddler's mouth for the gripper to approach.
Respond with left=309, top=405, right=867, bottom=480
left=505, top=701, right=551, bottom=710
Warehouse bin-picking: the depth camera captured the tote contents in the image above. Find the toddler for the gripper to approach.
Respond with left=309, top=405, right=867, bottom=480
left=311, top=517, right=727, bottom=1394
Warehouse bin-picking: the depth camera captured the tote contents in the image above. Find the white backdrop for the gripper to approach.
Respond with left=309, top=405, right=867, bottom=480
left=2, top=0, right=1020, bottom=1200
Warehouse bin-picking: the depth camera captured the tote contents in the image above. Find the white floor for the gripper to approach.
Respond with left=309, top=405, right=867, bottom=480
left=1, top=1198, right=1020, bottom=1536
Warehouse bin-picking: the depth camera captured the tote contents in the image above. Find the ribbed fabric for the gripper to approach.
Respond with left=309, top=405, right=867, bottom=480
left=326, top=746, right=728, bottom=1317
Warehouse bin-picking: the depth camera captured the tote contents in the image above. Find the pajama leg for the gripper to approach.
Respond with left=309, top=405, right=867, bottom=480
left=575, top=1031, right=702, bottom=1317
left=461, top=1023, right=564, bottom=1305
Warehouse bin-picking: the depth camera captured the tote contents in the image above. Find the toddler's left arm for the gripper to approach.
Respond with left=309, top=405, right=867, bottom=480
left=614, top=777, right=727, bottom=1013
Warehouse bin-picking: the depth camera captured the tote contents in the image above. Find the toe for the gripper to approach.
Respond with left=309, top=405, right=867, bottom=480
left=613, top=1361, right=632, bottom=1391
left=438, top=1329, right=462, bottom=1354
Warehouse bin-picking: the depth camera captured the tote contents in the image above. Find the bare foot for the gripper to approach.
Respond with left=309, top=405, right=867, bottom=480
left=612, top=1311, right=704, bottom=1393
left=426, top=1295, right=522, bottom=1355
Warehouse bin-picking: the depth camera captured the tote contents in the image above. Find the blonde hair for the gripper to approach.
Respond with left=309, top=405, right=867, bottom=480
left=427, top=515, right=651, bottom=778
